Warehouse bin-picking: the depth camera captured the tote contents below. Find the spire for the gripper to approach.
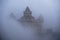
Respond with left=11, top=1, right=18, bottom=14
left=10, top=13, right=16, bottom=19
left=37, top=14, right=44, bottom=23
left=24, top=6, right=32, bottom=14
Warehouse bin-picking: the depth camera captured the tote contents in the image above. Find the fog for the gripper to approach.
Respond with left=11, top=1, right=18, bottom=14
left=0, top=0, right=60, bottom=40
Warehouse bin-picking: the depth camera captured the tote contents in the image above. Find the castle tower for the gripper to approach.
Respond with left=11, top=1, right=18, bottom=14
left=18, top=6, right=35, bottom=24
left=24, top=6, right=32, bottom=17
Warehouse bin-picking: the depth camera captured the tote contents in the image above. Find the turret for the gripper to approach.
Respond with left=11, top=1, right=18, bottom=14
left=24, top=6, right=32, bottom=17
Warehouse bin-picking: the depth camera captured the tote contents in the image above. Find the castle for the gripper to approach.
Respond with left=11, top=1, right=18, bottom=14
left=18, top=6, right=44, bottom=31
left=10, top=7, right=54, bottom=40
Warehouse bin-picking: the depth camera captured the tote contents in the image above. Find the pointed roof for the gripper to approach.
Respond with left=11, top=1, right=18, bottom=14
left=24, top=6, right=31, bottom=13
left=10, top=13, right=16, bottom=19
left=37, top=14, right=44, bottom=23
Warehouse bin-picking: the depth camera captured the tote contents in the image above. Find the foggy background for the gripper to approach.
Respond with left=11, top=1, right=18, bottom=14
left=0, top=0, right=60, bottom=40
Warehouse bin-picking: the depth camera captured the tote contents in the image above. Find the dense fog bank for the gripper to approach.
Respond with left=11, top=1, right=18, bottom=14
left=0, top=0, right=60, bottom=40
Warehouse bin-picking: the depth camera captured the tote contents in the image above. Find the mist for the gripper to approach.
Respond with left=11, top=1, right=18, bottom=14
left=0, top=0, right=60, bottom=40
